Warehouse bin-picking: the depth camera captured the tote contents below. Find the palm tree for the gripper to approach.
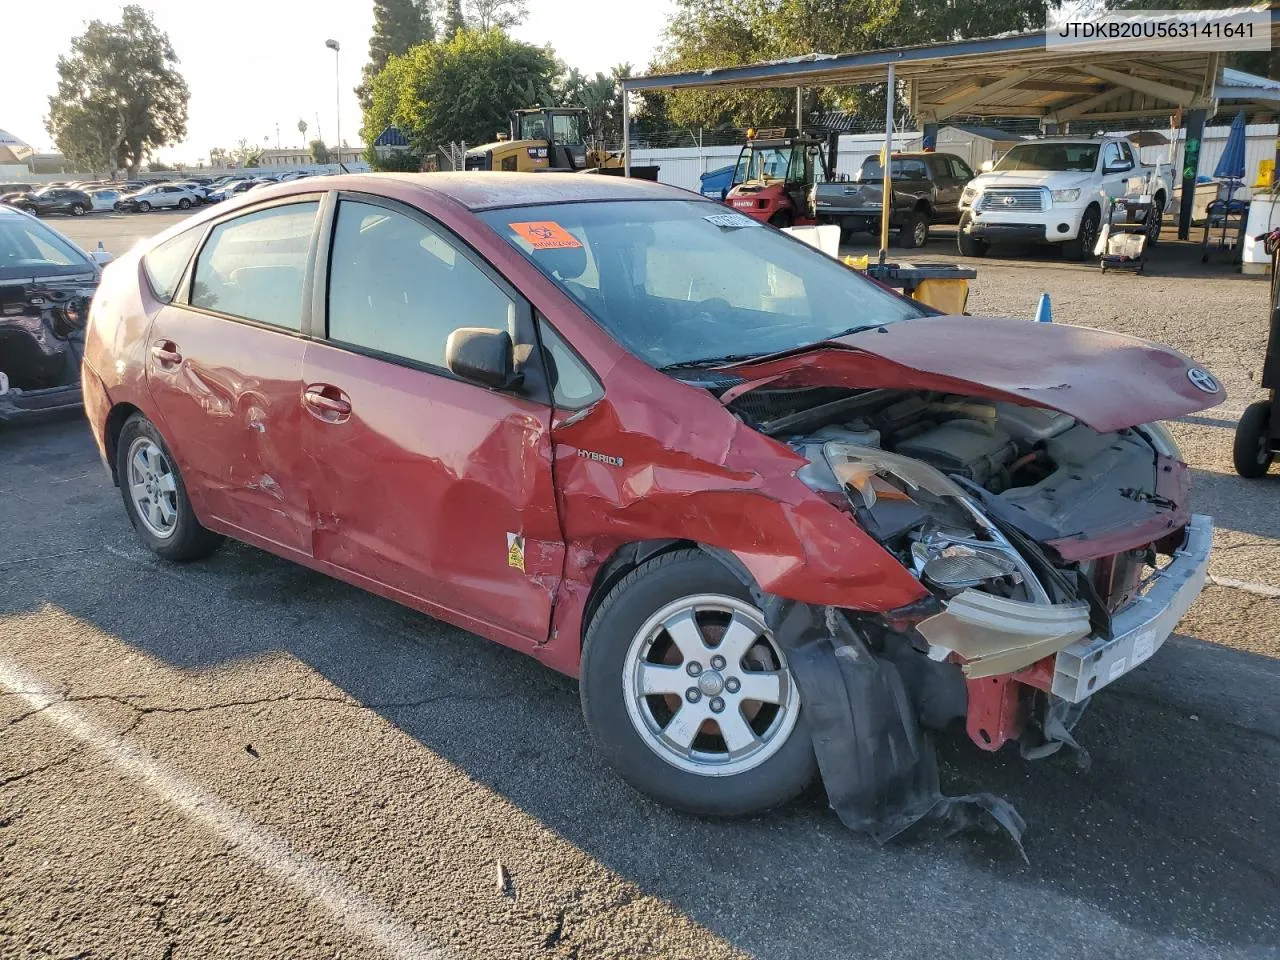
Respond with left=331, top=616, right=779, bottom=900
left=297, top=119, right=308, bottom=146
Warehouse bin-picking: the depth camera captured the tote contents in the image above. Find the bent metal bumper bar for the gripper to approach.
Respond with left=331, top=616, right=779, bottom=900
left=1051, top=513, right=1212, bottom=703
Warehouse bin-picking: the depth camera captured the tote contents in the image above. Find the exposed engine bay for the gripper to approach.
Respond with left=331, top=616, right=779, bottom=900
left=726, top=385, right=1189, bottom=678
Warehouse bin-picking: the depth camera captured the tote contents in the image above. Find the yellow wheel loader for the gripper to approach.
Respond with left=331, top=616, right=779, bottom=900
left=463, top=107, right=659, bottom=180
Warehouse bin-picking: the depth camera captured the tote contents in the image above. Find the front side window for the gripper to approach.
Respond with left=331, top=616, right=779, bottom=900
left=479, top=200, right=925, bottom=371
left=326, top=200, right=515, bottom=370
left=190, top=201, right=318, bottom=330
left=143, top=227, right=204, bottom=301
left=551, top=113, right=582, bottom=145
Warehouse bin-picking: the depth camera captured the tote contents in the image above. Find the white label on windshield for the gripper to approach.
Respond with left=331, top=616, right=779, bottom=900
left=704, top=212, right=758, bottom=229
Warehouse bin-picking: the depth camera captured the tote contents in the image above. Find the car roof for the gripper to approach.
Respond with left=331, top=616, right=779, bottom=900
left=339, top=171, right=703, bottom=211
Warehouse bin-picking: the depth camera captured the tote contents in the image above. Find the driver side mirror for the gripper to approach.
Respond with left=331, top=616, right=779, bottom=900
left=1104, top=162, right=1133, bottom=175
left=446, top=327, right=516, bottom=389
left=980, top=160, right=994, bottom=173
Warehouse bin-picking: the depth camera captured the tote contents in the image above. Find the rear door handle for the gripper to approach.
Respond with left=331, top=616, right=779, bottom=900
left=150, top=341, right=182, bottom=366
left=302, top=385, right=352, bottom=421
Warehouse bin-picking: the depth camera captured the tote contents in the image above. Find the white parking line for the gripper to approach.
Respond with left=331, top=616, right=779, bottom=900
left=0, top=657, right=447, bottom=960
left=1209, top=575, right=1280, bottom=599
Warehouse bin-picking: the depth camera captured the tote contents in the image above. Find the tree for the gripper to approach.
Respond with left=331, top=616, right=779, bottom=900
left=297, top=119, right=308, bottom=144
left=310, top=139, right=332, bottom=164
left=46, top=5, right=189, bottom=176
left=443, top=0, right=466, bottom=38
left=209, top=147, right=230, bottom=167
left=650, top=0, right=1059, bottom=129
left=361, top=28, right=558, bottom=154
left=358, top=0, right=436, bottom=112
left=469, top=0, right=527, bottom=31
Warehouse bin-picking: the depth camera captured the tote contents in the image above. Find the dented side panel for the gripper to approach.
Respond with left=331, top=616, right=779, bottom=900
left=541, top=367, right=930, bottom=675
left=144, top=305, right=313, bottom=553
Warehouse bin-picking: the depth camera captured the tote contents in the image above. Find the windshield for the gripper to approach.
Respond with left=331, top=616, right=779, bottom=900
left=0, top=215, right=93, bottom=281
left=993, top=142, right=1100, bottom=173
left=734, top=146, right=792, bottom=184
left=478, top=200, right=925, bottom=371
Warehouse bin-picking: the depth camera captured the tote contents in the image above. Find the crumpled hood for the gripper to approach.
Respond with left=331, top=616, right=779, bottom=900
left=718, top=315, right=1225, bottom=433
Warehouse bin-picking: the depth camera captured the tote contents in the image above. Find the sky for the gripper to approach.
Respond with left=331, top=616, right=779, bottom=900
left=5, top=0, right=676, bottom=165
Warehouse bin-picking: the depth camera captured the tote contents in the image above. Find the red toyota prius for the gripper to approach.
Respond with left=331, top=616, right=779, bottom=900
left=83, top=173, right=1221, bottom=818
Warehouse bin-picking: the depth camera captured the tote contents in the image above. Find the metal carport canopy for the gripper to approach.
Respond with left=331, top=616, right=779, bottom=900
left=621, top=10, right=1280, bottom=127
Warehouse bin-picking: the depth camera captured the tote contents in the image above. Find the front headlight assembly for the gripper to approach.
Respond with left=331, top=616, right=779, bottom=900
left=1135, top=421, right=1182, bottom=459
left=1051, top=188, right=1081, bottom=204
left=810, top=442, right=1050, bottom=604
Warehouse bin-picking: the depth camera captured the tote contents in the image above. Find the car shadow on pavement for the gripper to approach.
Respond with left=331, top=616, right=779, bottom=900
left=3, top=417, right=1278, bottom=957
left=1190, top=467, right=1280, bottom=540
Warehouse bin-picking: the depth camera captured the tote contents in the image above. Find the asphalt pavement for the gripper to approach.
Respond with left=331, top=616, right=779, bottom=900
left=2, top=211, right=1277, bottom=959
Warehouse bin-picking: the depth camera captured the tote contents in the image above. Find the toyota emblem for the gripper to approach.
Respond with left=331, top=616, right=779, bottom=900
left=1002, top=195, right=1016, bottom=206
left=1187, top=368, right=1220, bottom=394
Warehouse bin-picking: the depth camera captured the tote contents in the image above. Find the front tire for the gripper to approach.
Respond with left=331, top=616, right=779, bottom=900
left=1233, top=400, right=1275, bottom=478
left=1146, top=192, right=1165, bottom=247
left=138, top=200, right=152, bottom=212
left=580, top=549, right=815, bottom=817
left=115, top=414, right=223, bottom=561
left=957, top=218, right=988, bottom=257
left=178, top=197, right=191, bottom=210
left=1064, top=205, right=1101, bottom=261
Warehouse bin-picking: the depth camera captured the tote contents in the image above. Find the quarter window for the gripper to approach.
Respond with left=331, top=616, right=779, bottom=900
left=142, top=227, right=203, bottom=301
left=326, top=200, right=515, bottom=370
left=190, top=201, right=318, bottom=330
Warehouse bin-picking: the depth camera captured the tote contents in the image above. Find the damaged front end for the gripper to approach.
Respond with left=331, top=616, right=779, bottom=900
left=742, top=383, right=1214, bottom=758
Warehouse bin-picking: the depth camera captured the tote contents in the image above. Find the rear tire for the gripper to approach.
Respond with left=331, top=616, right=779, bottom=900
left=580, top=549, right=816, bottom=817
left=1233, top=400, right=1275, bottom=478
left=898, top=210, right=930, bottom=249
left=768, top=210, right=794, bottom=229
left=115, top=414, right=223, bottom=561
left=69, top=203, right=86, bottom=217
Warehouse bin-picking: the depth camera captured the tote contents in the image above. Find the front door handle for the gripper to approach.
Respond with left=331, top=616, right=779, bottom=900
left=150, top=341, right=182, bottom=366
left=302, top=384, right=352, bottom=422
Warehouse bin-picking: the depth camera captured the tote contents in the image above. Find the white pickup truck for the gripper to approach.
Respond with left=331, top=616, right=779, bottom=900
left=957, top=136, right=1170, bottom=260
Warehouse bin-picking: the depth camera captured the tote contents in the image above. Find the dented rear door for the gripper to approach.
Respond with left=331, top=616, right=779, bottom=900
left=144, top=199, right=322, bottom=555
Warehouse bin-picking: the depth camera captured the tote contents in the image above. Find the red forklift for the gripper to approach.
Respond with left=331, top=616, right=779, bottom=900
left=724, top=128, right=837, bottom=228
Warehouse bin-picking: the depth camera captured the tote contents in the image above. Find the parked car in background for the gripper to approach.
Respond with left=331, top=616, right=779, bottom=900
left=813, top=151, right=974, bottom=248
left=116, top=183, right=201, bottom=212
left=171, top=181, right=212, bottom=202
left=277, top=171, right=313, bottom=182
left=0, top=205, right=108, bottom=421
left=83, top=173, right=1221, bottom=819
left=3, top=187, right=94, bottom=217
left=0, top=183, right=34, bottom=199
left=206, top=180, right=255, bottom=202
left=957, top=136, right=1170, bottom=260
left=90, top=189, right=125, bottom=212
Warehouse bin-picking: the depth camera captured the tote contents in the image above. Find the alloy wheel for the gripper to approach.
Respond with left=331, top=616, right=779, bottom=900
left=127, top=437, right=179, bottom=539
left=622, top=595, right=799, bottom=777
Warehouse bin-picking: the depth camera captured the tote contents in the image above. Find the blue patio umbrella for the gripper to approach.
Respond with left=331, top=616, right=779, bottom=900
left=1213, top=110, right=1248, bottom=181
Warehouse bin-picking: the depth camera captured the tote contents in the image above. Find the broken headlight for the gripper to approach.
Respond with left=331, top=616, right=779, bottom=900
left=809, top=442, right=1050, bottom=604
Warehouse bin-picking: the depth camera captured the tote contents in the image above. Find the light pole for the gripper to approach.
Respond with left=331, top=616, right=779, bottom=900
left=324, top=39, right=341, bottom=166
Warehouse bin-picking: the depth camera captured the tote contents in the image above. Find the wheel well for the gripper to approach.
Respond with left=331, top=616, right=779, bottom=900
left=913, top=199, right=931, bottom=214
left=104, top=402, right=141, bottom=482
left=580, top=539, right=695, bottom=641
left=1153, top=190, right=1167, bottom=212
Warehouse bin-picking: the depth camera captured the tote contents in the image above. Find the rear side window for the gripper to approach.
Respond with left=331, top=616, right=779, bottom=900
left=900, top=159, right=929, bottom=180
left=190, top=201, right=318, bottom=330
left=326, top=200, right=515, bottom=370
left=142, top=228, right=203, bottom=302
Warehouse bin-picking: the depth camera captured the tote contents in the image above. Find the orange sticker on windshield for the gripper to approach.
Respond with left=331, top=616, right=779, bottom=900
left=510, top=221, right=582, bottom=250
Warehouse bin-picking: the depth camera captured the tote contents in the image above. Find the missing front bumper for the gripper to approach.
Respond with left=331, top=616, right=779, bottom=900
left=1051, top=514, right=1212, bottom=703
